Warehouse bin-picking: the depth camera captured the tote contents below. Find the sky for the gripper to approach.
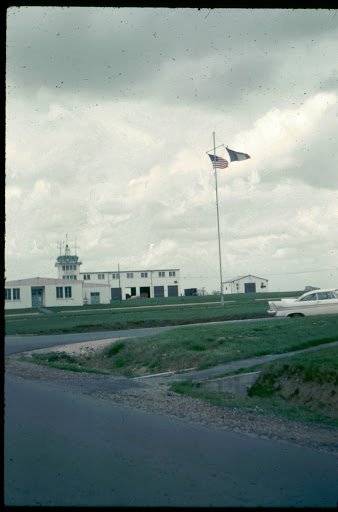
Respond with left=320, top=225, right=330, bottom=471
left=5, top=6, right=338, bottom=293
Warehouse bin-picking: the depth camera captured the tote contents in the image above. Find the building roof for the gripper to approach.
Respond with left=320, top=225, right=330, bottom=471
left=5, top=277, right=83, bottom=286
left=80, top=269, right=180, bottom=274
left=223, top=274, right=268, bottom=283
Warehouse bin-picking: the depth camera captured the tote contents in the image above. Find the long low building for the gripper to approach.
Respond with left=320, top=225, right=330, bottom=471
left=5, top=244, right=181, bottom=309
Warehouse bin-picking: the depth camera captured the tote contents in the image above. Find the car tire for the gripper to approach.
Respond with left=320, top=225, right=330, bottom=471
left=288, top=313, right=304, bottom=318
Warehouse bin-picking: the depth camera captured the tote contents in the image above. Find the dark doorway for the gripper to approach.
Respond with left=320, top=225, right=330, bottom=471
left=111, top=288, right=122, bottom=300
left=126, top=287, right=137, bottom=299
left=140, top=286, right=150, bottom=298
left=168, top=285, right=178, bottom=297
left=31, top=287, right=44, bottom=308
left=154, top=286, right=164, bottom=298
left=244, top=283, right=256, bottom=293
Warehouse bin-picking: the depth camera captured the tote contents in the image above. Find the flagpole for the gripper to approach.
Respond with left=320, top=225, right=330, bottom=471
left=213, top=131, right=224, bottom=306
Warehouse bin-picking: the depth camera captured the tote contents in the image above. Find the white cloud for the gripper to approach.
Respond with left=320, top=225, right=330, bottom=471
left=5, top=8, right=338, bottom=292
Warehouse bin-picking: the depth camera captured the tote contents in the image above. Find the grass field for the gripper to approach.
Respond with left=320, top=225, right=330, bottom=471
left=5, top=291, right=301, bottom=335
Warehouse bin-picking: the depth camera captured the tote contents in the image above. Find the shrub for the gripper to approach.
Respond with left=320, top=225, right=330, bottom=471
left=104, top=341, right=125, bottom=358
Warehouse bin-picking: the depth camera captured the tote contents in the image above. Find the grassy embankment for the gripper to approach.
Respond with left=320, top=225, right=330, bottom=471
left=19, top=312, right=338, bottom=426
left=172, top=345, right=338, bottom=427
left=5, top=292, right=300, bottom=336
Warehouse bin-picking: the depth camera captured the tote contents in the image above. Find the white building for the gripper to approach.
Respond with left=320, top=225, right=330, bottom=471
left=5, top=244, right=181, bottom=309
left=223, top=274, right=268, bottom=294
left=4, top=277, right=84, bottom=310
left=54, top=243, right=180, bottom=301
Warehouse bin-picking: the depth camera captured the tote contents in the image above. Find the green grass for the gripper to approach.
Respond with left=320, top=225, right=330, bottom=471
left=5, top=291, right=302, bottom=335
left=25, top=351, right=110, bottom=375
left=24, top=315, right=338, bottom=379
left=170, top=345, right=338, bottom=427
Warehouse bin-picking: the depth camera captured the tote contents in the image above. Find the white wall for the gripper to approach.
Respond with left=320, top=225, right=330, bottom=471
left=5, top=285, right=31, bottom=310
left=223, top=275, right=269, bottom=294
left=83, top=283, right=111, bottom=304
left=45, top=283, right=83, bottom=307
left=5, top=279, right=84, bottom=309
left=81, top=269, right=180, bottom=299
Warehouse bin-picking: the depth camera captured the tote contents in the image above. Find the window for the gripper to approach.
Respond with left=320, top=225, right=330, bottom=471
left=98, top=273, right=105, bottom=280
left=83, top=274, right=91, bottom=280
left=13, top=288, right=20, bottom=300
left=5, top=288, right=11, bottom=300
left=317, top=291, right=333, bottom=300
left=127, top=272, right=134, bottom=279
left=299, top=293, right=316, bottom=301
left=141, top=272, right=148, bottom=278
left=62, top=265, right=65, bottom=271
left=158, top=271, right=165, bottom=277
left=112, top=273, right=119, bottom=279
left=65, top=286, right=72, bottom=298
left=56, top=287, right=63, bottom=299
left=169, top=271, right=176, bottom=277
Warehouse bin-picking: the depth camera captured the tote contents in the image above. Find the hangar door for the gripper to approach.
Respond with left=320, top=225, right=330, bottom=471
left=111, top=288, right=122, bottom=300
left=168, top=285, right=178, bottom=297
left=154, top=286, right=164, bottom=298
left=244, top=283, right=256, bottom=293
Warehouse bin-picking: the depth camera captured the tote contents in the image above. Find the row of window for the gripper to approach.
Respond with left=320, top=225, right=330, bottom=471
left=82, top=271, right=176, bottom=280
left=5, top=288, right=20, bottom=301
left=56, top=286, right=72, bottom=299
left=62, top=265, right=77, bottom=271
left=63, top=275, right=77, bottom=280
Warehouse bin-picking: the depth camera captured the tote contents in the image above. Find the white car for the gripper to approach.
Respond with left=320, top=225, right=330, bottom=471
left=268, top=288, right=338, bottom=318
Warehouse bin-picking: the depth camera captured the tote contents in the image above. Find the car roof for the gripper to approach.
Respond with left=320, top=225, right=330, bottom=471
left=301, top=288, right=337, bottom=296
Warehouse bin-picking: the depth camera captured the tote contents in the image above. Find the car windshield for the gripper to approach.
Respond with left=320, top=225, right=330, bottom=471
left=298, top=292, right=316, bottom=301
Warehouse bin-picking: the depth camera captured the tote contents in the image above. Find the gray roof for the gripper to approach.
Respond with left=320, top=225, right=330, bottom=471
left=223, top=274, right=268, bottom=283
left=5, top=277, right=83, bottom=286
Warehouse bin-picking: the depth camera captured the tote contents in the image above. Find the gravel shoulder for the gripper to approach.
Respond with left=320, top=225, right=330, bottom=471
left=5, top=350, right=338, bottom=457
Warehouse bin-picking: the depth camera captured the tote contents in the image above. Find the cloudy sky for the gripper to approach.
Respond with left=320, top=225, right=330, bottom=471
left=5, top=7, right=338, bottom=293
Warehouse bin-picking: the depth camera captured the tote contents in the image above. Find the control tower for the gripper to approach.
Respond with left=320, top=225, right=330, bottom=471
left=55, top=239, right=82, bottom=280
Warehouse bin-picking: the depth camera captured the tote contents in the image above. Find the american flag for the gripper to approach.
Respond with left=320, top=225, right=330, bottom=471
left=208, top=154, right=229, bottom=169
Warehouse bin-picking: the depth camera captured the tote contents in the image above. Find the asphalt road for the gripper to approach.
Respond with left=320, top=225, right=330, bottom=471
left=4, top=326, right=174, bottom=355
left=5, top=372, right=338, bottom=507
left=5, top=325, right=338, bottom=507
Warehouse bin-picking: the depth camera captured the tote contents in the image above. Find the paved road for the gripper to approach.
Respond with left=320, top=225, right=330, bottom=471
left=5, top=372, right=338, bottom=507
left=4, top=326, right=174, bottom=355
